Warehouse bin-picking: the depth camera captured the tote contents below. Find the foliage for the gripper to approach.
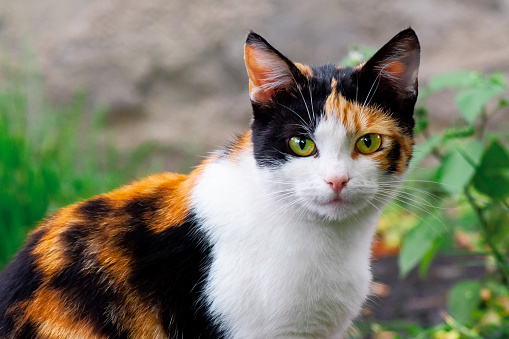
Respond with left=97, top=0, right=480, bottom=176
left=0, top=79, right=158, bottom=270
left=340, top=45, right=376, bottom=67
left=403, top=70, right=509, bottom=279
left=356, top=69, right=509, bottom=338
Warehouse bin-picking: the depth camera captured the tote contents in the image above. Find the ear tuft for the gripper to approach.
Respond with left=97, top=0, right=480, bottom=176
left=363, top=28, right=420, bottom=98
left=244, top=32, right=298, bottom=103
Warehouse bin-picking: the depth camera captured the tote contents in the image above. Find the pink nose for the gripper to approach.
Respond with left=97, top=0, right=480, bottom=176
left=325, top=176, right=349, bottom=194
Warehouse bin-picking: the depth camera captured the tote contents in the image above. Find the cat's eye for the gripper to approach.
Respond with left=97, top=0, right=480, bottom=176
left=289, top=136, right=316, bottom=157
left=356, top=134, right=382, bottom=154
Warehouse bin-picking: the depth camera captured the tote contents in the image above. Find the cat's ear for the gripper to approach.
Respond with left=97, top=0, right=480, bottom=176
left=244, top=32, right=301, bottom=103
left=360, top=28, right=420, bottom=100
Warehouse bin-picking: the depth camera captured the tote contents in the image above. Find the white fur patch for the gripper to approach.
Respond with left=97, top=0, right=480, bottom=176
left=191, top=118, right=403, bottom=338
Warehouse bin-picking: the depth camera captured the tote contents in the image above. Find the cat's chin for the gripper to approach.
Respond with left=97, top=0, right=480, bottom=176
left=300, top=192, right=383, bottom=222
left=304, top=197, right=358, bottom=221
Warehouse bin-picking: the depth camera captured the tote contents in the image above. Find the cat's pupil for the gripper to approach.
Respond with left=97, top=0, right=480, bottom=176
left=363, top=136, right=372, bottom=148
left=299, top=138, right=306, bottom=150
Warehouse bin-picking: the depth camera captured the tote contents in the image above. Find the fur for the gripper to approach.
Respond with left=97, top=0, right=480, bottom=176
left=0, top=28, right=420, bottom=338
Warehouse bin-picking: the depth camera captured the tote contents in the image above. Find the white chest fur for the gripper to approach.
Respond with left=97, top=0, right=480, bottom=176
left=192, top=156, right=380, bottom=338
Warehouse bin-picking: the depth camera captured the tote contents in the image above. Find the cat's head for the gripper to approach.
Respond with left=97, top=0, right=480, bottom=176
left=244, top=29, right=420, bottom=221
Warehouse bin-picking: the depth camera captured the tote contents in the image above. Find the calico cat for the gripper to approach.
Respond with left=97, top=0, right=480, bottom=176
left=0, top=28, right=420, bottom=338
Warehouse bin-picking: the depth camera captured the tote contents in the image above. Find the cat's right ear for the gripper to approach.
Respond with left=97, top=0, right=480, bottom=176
left=244, top=32, right=301, bottom=104
left=359, top=28, right=420, bottom=102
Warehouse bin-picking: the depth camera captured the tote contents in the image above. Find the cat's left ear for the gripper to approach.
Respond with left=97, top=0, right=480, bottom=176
left=359, top=28, right=420, bottom=101
left=244, top=31, right=303, bottom=104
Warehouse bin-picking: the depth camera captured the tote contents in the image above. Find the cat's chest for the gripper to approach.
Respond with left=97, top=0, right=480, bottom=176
left=202, top=210, right=372, bottom=338
left=192, top=161, right=376, bottom=338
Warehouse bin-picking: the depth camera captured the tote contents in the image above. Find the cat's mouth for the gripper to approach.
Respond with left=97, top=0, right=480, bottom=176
left=314, top=195, right=348, bottom=208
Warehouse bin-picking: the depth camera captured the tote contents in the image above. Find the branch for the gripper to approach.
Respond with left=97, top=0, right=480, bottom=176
left=464, top=186, right=509, bottom=283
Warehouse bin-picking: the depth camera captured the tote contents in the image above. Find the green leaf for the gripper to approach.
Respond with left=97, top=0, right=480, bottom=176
left=473, top=141, right=509, bottom=200
left=499, top=98, right=509, bottom=108
left=413, top=107, right=429, bottom=135
left=340, top=46, right=376, bottom=67
left=427, top=71, right=478, bottom=93
left=455, top=84, right=504, bottom=124
left=489, top=72, right=507, bottom=88
left=438, top=149, right=477, bottom=195
left=399, top=216, right=446, bottom=278
left=448, top=280, right=482, bottom=324
left=418, top=237, right=442, bottom=278
left=442, top=126, right=475, bottom=140
left=457, top=140, right=484, bottom=167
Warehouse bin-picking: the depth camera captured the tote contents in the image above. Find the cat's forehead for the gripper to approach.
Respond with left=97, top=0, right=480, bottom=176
left=322, top=77, right=397, bottom=137
left=299, top=64, right=398, bottom=138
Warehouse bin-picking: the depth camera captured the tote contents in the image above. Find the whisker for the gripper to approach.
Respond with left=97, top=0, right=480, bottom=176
left=372, top=195, right=447, bottom=237
left=289, top=73, right=312, bottom=123
left=277, top=103, right=309, bottom=127
left=307, top=78, right=316, bottom=118
left=360, top=68, right=383, bottom=116
left=389, top=194, right=446, bottom=225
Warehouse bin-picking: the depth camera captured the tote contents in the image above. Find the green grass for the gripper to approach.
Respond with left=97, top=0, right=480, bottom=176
left=0, top=82, right=157, bottom=270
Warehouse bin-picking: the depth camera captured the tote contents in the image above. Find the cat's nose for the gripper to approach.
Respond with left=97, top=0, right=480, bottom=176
left=325, top=176, right=349, bottom=194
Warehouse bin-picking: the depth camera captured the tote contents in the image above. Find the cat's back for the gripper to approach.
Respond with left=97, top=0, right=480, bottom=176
left=0, top=169, right=217, bottom=338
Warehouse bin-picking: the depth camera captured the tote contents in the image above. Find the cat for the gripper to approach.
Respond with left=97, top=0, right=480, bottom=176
left=0, top=28, right=420, bottom=339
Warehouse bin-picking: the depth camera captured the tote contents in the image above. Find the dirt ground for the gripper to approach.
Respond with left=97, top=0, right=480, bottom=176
left=367, top=255, right=487, bottom=330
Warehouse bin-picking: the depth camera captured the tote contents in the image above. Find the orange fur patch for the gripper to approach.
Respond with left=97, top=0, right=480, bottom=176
left=227, top=131, right=253, bottom=162
left=384, top=61, right=405, bottom=77
left=244, top=44, right=276, bottom=102
left=122, top=297, right=167, bottom=339
left=324, top=79, right=413, bottom=173
left=11, top=288, right=103, bottom=339
left=103, top=159, right=209, bottom=233
left=294, top=62, right=313, bottom=77
left=32, top=208, right=80, bottom=277
left=19, top=160, right=216, bottom=338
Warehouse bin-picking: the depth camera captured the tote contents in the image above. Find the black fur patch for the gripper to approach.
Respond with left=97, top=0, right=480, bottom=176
left=10, top=320, right=40, bottom=338
left=49, top=224, right=130, bottom=339
left=0, top=229, right=46, bottom=337
left=386, top=141, right=402, bottom=174
left=79, top=197, right=111, bottom=220
left=60, top=225, right=95, bottom=260
left=251, top=71, right=332, bottom=168
left=121, top=196, right=221, bottom=338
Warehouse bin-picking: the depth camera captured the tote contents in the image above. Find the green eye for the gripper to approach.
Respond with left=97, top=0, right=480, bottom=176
left=289, top=136, right=316, bottom=157
left=356, top=133, right=382, bottom=154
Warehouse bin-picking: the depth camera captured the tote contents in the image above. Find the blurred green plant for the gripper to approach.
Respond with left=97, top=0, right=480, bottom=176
left=402, top=70, right=509, bottom=280
left=0, top=81, right=157, bottom=270
left=340, top=45, right=376, bottom=67
left=358, top=70, right=509, bottom=338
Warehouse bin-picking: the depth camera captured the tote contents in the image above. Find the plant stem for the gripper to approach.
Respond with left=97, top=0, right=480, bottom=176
left=464, top=186, right=509, bottom=283
left=421, top=127, right=445, bottom=160
left=477, top=107, right=488, bottom=141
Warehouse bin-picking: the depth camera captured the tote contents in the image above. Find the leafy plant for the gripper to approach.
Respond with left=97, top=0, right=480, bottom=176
left=401, top=70, right=509, bottom=279
left=0, top=79, right=158, bottom=270
left=379, top=70, right=509, bottom=338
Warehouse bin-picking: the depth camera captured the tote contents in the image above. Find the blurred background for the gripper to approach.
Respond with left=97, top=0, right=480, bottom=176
left=1, top=1, right=509, bottom=338
left=2, top=0, right=509, bottom=164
